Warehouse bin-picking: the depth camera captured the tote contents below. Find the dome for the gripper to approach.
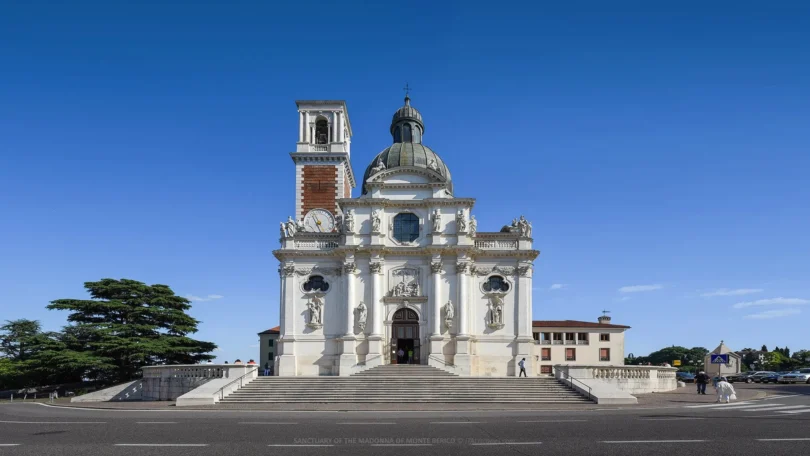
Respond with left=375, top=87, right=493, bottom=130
left=362, top=142, right=453, bottom=195
left=391, top=96, right=423, bottom=128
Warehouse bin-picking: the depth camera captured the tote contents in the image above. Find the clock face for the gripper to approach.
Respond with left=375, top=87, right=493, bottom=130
left=303, top=209, right=336, bottom=233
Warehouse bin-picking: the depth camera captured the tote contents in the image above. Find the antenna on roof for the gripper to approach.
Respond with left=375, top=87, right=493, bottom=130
left=602, top=309, right=611, bottom=317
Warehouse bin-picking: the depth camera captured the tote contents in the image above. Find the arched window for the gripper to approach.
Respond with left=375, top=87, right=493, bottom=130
left=315, top=119, right=329, bottom=144
left=303, top=275, right=329, bottom=292
left=412, top=125, right=421, bottom=143
left=393, top=213, right=420, bottom=243
left=394, top=126, right=402, bottom=142
left=402, top=124, right=412, bottom=142
left=483, top=275, right=510, bottom=292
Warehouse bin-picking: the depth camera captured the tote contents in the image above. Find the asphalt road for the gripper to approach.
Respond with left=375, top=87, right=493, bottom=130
left=1, top=389, right=809, bottom=455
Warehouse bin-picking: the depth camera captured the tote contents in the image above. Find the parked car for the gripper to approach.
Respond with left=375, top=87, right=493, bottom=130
left=751, top=371, right=778, bottom=383
left=777, top=368, right=810, bottom=384
left=760, top=372, right=783, bottom=383
left=728, top=371, right=765, bottom=383
left=676, top=372, right=695, bottom=383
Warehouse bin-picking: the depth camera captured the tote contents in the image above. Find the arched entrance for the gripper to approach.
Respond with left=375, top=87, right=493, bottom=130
left=390, top=308, right=420, bottom=364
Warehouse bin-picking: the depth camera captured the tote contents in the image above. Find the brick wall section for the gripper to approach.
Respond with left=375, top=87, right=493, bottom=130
left=302, top=165, right=338, bottom=217
left=344, top=169, right=351, bottom=199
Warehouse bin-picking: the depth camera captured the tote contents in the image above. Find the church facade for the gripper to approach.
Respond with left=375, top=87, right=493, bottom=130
left=273, top=97, right=625, bottom=377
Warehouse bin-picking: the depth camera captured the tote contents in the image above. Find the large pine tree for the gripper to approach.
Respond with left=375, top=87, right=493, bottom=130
left=48, top=279, right=217, bottom=383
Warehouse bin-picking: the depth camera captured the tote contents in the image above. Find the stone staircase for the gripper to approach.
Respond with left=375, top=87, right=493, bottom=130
left=220, top=364, right=591, bottom=404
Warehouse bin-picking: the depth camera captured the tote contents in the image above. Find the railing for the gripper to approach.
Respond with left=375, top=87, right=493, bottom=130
left=552, top=340, right=563, bottom=345
left=540, top=340, right=551, bottom=345
left=216, top=367, right=258, bottom=401
left=475, top=239, right=518, bottom=250
left=141, top=366, right=226, bottom=379
left=554, top=366, right=592, bottom=401
left=428, top=355, right=456, bottom=367
left=565, top=340, right=577, bottom=345
left=294, top=239, right=339, bottom=250
left=593, top=367, right=651, bottom=379
left=311, top=144, right=327, bottom=151
left=577, top=340, right=589, bottom=345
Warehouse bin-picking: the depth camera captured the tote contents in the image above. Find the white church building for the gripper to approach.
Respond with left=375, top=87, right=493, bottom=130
left=273, top=97, right=629, bottom=377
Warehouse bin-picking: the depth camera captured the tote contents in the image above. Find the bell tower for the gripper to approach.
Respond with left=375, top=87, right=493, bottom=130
left=292, top=101, right=355, bottom=219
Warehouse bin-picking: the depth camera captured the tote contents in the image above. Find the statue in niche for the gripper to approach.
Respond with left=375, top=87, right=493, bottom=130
left=370, top=157, right=386, bottom=174
left=280, top=222, right=288, bottom=239
left=469, top=215, right=477, bottom=236
left=344, top=209, right=355, bottom=233
left=306, top=297, right=323, bottom=327
left=456, top=209, right=467, bottom=232
left=487, top=295, right=505, bottom=329
left=357, top=301, right=367, bottom=331
left=371, top=210, right=382, bottom=233
left=431, top=209, right=442, bottom=233
left=443, top=300, right=454, bottom=329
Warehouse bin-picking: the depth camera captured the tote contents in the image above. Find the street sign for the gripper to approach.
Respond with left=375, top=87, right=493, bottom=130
left=710, top=354, right=729, bottom=364
left=673, top=360, right=682, bottom=366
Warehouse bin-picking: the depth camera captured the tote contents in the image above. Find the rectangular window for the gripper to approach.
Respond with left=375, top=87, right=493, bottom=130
left=541, top=348, right=551, bottom=361
left=565, top=348, right=576, bottom=361
left=268, top=339, right=274, bottom=347
left=268, top=353, right=274, bottom=361
left=600, top=333, right=610, bottom=341
left=565, top=332, right=575, bottom=341
left=533, top=332, right=540, bottom=341
left=600, top=348, right=610, bottom=362
left=540, top=365, right=552, bottom=374
left=542, top=332, right=551, bottom=341
left=553, top=333, right=563, bottom=341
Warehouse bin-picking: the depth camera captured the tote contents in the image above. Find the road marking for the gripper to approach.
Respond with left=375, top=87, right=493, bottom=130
left=686, top=401, right=755, bottom=408
left=697, top=403, right=785, bottom=411
left=430, top=421, right=483, bottom=424
left=517, top=419, right=588, bottom=423
left=764, top=395, right=799, bottom=399
left=339, top=422, right=396, bottom=425
left=757, top=438, right=810, bottom=442
left=471, top=442, right=543, bottom=446
left=239, top=422, right=298, bottom=425
left=744, top=406, right=809, bottom=412
left=638, top=418, right=705, bottom=421
left=0, top=420, right=106, bottom=424
left=603, top=440, right=706, bottom=444
left=136, top=421, right=177, bottom=424
left=779, top=408, right=810, bottom=415
left=115, top=444, right=208, bottom=447
left=0, top=445, right=21, bottom=447
left=268, top=444, right=333, bottom=447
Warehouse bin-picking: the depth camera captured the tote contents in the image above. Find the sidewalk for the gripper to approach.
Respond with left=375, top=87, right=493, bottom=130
left=635, top=383, right=770, bottom=407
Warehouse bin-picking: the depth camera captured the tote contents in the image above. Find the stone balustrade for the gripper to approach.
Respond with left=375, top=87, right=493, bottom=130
left=556, top=364, right=677, bottom=395
left=294, top=239, right=340, bottom=250
left=141, top=364, right=257, bottom=401
left=474, top=239, right=518, bottom=250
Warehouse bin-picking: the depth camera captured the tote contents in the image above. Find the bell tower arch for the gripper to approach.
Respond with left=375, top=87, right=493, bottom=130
left=292, top=101, right=356, bottom=219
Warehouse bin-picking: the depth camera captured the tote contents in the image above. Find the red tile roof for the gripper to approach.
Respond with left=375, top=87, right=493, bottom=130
left=532, top=320, right=630, bottom=329
left=258, top=326, right=280, bottom=335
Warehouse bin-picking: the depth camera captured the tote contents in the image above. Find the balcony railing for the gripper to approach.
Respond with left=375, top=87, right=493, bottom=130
left=577, top=340, right=589, bottom=345
left=552, top=340, right=563, bottom=345
left=540, top=340, right=551, bottom=345
left=565, top=340, right=577, bottom=345
left=294, top=240, right=339, bottom=250
left=311, top=144, right=328, bottom=151
left=475, top=239, right=518, bottom=250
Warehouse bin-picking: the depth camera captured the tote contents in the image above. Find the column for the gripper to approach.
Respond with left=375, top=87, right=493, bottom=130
left=454, top=260, right=472, bottom=375
left=457, top=262, right=469, bottom=336
left=371, top=261, right=383, bottom=337
left=515, top=262, right=534, bottom=376
left=339, top=261, right=358, bottom=376
left=336, top=111, right=343, bottom=143
left=298, top=111, right=304, bottom=142
left=303, top=112, right=310, bottom=143
left=431, top=261, right=442, bottom=336
left=278, top=263, right=298, bottom=376
left=332, top=111, right=338, bottom=143
left=345, top=263, right=356, bottom=336
left=327, top=121, right=332, bottom=144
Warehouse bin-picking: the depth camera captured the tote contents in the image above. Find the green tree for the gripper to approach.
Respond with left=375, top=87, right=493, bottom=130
left=0, top=319, right=42, bottom=361
left=791, top=350, right=810, bottom=366
left=48, top=278, right=217, bottom=383
left=783, top=347, right=791, bottom=358
left=763, top=351, right=789, bottom=371
left=761, top=344, right=768, bottom=352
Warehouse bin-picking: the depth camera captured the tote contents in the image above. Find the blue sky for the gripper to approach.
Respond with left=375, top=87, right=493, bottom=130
left=1, top=1, right=809, bottom=361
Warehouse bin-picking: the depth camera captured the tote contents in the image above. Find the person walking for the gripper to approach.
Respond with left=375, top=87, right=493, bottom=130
left=518, top=358, right=527, bottom=377
left=407, top=348, right=414, bottom=364
left=397, top=348, right=405, bottom=364
left=264, top=362, right=270, bottom=376
left=715, top=377, right=737, bottom=403
left=695, top=371, right=709, bottom=395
